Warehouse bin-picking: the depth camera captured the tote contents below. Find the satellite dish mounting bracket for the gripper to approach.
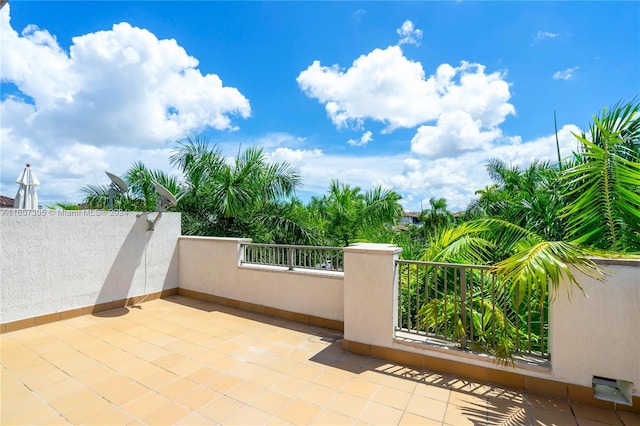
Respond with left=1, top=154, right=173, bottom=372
left=147, top=181, right=177, bottom=231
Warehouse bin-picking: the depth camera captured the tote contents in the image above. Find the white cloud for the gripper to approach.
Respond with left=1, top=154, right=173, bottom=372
left=0, top=4, right=251, bottom=202
left=347, top=131, right=373, bottom=147
left=298, top=46, right=514, bottom=157
left=531, top=30, right=559, bottom=45
left=397, top=20, right=423, bottom=46
left=298, top=47, right=514, bottom=136
left=266, top=147, right=323, bottom=166
left=388, top=124, right=581, bottom=211
left=0, top=5, right=250, bottom=146
left=411, top=111, right=502, bottom=157
left=553, top=66, right=579, bottom=80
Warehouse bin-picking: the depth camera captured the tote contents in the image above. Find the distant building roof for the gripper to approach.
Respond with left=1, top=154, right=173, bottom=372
left=0, top=195, right=15, bottom=208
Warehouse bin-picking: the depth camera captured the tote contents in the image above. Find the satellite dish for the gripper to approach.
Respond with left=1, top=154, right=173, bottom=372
left=152, top=181, right=177, bottom=208
left=105, top=171, right=128, bottom=209
left=147, top=181, right=177, bottom=231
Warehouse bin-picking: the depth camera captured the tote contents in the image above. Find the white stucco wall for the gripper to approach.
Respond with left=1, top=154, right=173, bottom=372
left=178, top=236, right=344, bottom=322
left=343, top=243, right=402, bottom=347
left=0, top=210, right=180, bottom=323
left=549, top=259, right=640, bottom=395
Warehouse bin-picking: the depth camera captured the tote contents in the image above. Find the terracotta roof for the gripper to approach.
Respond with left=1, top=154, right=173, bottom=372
left=0, top=195, right=15, bottom=208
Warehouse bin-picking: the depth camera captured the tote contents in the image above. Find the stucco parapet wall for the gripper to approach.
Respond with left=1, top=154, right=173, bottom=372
left=179, top=236, right=252, bottom=244
left=239, top=263, right=344, bottom=279
left=591, top=257, right=640, bottom=267
left=343, top=243, right=403, bottom=255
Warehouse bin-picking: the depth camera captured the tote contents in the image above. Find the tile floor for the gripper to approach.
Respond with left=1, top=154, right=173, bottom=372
left=1, top=295, right=638, bottom=425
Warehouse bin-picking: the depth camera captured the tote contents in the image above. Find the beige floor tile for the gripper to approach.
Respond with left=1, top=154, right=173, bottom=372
left=414, top=382, right=452, bottom=402
left=529, top=405, right=578, bottom=426
left=124, top=363, right=166, bottom=382
left=74, top=365, right=117, bottom=386
left=91, top=374, right=136, bottom=395
left=571, top=402, right=623, bottom=425
left=399, top=411, right=442, bottom=425
left=298, top=384, right=339, bottom=407
left=576, top=418, right=617, bottom=426
left=185, top=366, right=220, bottom=385
left=383, top=375, right=418, bottom=393
left=61, top=394, right=115, bottom=424
left=174, top=385, right=219, bottom=410
left=486, top=401, right=530, bottom=425
left=137, top=368, right=181, bottom=389
left=251, top=391, right=292, bottom=416
left=22, top=368, right=70, bottom=390
left=618, top=412, right=640, bottom=426
left=406, top=394, right=448, bottom=422
left=251, top=366, right=288, bottom=388
left=278, top=399, right=323, bottom=424
left=528, top=395, right=572, bottom=412
left=1, top=397, right=60, bottom=425
left=174, top=412, right=215, bottom=425
left=152, top=352, right=185, bottom=369
left=166, top=358, right=205, bottom=377
left=343, top=377, right=380, bottom=399
left=206, top=373, right=243, bottom=393
left=443, top=402, right=487, bottom=426
left=311, top=409, right=356, bottom=425
left=1, top=372, right=33, bottom=397
left=273, top=376, right=312, bottom=398
left=357, top=369, right=387, bottom=385
left=102, top=380, right=150, bottom=405
left=226, top=406, right=274, bottom=425
left=449, top=388, right=489, bottom=407
left=140, top=401, right=192, bottom=425
left=215, top=353, right=245, bottom=372
left=158, top=377, right=200, bottom=399
left=225, top=380, right=267, bottom=404
left=83, top=408, right=137, bottom=425
left=372, top=386, right=412, bottom=410
left=49, top=388, right=100, bottom=412
left=359, top=400, right=404, bottom=425
left=198, top=394, right=245, bottom=423
left=36, top=414, right=72, bottom=425
left=327, top=392, right=368, bottom=418
left=36, top=377, right=86, bottom=401
left=315, top=371, right=352, bottom=391
left=121, top=391, right=171, bottom=418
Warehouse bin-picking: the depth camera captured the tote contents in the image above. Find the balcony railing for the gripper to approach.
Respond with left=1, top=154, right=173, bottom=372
left=396, top=259, right=549, bottom=359
left=241, top=243, right=344, bottom=272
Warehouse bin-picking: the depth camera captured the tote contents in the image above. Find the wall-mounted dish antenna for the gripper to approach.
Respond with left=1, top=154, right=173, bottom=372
left=105, top=171, right=128, bottom=209
left=147, top=181, right=177, bottom=231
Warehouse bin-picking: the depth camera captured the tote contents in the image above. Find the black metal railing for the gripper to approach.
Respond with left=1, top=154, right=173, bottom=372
left=241, top=243, right=344, bottom=272
left=396, top=259, right=548, bottom=358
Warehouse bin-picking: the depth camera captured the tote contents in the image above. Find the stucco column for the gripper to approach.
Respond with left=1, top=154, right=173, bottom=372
left=343, top=243, right=402, bottom=348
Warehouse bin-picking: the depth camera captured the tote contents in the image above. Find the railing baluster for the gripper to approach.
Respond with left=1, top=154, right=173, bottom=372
left=460, top=267, right=467, bottom=350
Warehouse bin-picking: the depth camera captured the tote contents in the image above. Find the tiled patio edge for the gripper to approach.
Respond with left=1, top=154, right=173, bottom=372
left=0, top=288, right=179, bottom=334
left=341, top=339, right=640, bottom=414
left=177, top=288, right=344, bottom=332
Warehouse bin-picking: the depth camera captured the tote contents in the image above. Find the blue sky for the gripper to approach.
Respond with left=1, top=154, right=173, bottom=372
left=1, top=1, right=639, bottom=211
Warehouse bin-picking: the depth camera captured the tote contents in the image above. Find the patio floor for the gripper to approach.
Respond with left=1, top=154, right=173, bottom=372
left=1, top=295, right=638, bottom=425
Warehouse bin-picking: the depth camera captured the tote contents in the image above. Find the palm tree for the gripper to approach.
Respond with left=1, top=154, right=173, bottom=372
left=169, top=137, right=308, bottom=242
left=418, top=197, right=454, bottom=240
left=560, top=98, right=640, bottom=252
left=310, top=179, right=403, bottom=246
left=465, top=159, right=564, bottom=240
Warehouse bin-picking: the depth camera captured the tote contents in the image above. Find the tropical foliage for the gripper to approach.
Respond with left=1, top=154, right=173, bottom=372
left=560, top=99, right=640, bottom=252
left=307, top=179, right=403, bottom=246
